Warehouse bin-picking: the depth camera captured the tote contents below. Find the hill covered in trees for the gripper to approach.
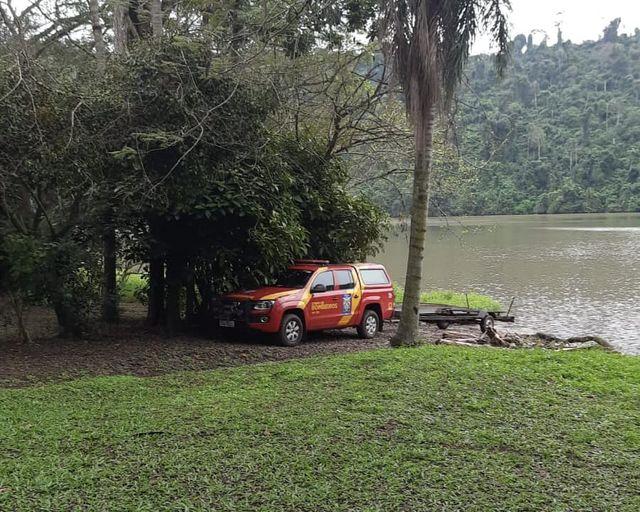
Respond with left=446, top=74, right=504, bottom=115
left=363, top=20, right=640, bottom=216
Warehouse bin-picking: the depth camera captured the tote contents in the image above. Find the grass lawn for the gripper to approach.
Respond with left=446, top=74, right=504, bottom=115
left=1, top=346, right=638, bottom=511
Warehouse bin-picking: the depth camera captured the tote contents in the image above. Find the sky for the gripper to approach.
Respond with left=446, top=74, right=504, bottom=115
left=473, top=0, right=640, bottom=54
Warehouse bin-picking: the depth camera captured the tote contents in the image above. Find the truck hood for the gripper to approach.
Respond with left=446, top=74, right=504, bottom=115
left=222, top=287, right=302, bottom=301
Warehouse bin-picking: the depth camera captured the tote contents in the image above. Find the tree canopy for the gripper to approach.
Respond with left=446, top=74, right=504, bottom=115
left=0, top=0, right=390, bottom=340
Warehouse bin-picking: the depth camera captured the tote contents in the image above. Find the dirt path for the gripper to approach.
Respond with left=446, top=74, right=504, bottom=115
left=1, top=304, right=447, bottom=387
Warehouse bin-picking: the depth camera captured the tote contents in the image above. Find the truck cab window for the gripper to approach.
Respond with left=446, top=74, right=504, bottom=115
left=312, top=271, right=334, bottom=291
left=360, top=269, right=390, bottom=285
left=335, top=270, right=355, bottom=290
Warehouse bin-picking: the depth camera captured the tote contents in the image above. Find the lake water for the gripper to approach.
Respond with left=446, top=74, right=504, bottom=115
left=376, top=213, right=640, bottom=354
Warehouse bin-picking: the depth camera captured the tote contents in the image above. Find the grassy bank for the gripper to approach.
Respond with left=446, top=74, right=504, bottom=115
left=120, top=275, right=503, bottom=311
left=1, top=346, right=638, bottom=511
left=393, top=283, right=503, bottom=311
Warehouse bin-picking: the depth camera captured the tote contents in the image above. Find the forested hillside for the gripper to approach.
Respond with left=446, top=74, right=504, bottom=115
left=362, top=20, right=640, bottom=216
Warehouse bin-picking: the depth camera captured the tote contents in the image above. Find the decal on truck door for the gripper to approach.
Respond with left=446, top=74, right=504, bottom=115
left=341, top=294, right=352, bottom=315
left=311, top=301, right=338, bottom=313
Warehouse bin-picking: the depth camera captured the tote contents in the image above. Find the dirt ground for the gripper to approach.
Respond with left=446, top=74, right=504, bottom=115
left=1, top=303, right=450, bottom=387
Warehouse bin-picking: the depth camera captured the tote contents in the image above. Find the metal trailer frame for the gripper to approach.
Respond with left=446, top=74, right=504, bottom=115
left=393, top=300, right=515, bottom=333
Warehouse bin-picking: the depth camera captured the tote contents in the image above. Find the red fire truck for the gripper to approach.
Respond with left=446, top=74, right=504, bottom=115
left=213, top=260, right=395, bottom=346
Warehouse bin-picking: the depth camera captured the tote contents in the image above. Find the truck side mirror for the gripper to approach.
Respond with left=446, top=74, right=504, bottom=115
left=311, top=283, right=327, bottom=294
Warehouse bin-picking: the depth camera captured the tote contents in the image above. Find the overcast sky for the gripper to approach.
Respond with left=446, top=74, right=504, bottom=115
left=473, top=0, right=640, bottom=53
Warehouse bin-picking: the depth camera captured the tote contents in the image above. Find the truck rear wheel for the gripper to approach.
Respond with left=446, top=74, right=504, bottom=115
left=279, top=313, right=304, bottom=346
left=480, top=314, right=495, bottom=333
left=357, top=309, right=380, bottom=339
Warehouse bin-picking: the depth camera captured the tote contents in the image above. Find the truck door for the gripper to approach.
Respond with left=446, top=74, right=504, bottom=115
left=307, top=270, right=343, bottom=330
left=333, top=268, right=361, bottom=327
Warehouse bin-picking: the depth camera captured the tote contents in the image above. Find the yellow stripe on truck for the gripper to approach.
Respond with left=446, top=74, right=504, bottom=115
left=337, top=269, right=362, bottom=326
left=261, top=290, right=299, bottom=300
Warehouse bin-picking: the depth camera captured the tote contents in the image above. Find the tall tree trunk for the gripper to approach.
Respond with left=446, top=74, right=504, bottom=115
left=147, top=219, right=165, bottom=325
left=87, top=0, right=106, bottom=73
left=165, top=254, right=183, bottom=335
left=53, top=297, right=83, bottom=338
left=151, top=0, right=163, bottom=39
left=391, top=107, right=435, bottom=346
left=102, top=216, right=119, bottom=322
left=229, top=0, right=243, bottom=50
left=7, top=291, right=31, bottom=344
left=184, top=262, right=197, bottom=325
left=196, top=277, right=212, bottom=318
left=147, top=255, right=165, bottom=325
left=89, top=0, right=118, bottom=324
left=113, top=2, right=129, bottom=54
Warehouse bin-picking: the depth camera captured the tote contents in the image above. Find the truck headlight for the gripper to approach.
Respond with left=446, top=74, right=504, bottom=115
left=253, top=300, right=275, bottom=310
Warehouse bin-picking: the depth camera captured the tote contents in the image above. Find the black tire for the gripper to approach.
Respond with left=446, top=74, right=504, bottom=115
left=436, top=320, right=450, bottom=330
left=357, top=309, right=380, bottom=339
left=279, top=313, right=305, bottom=346
left=480, top=315, right=495, bottom=333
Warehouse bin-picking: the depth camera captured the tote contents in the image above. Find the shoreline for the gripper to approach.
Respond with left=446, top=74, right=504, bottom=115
left=1, top=304, right=623, bottom=389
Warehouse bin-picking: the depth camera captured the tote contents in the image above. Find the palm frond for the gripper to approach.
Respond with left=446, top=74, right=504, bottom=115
left=379, top=0, right=511, bottom=118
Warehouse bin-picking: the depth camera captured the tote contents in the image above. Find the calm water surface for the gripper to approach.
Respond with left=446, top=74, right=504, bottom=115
left=376, top=213, right=640, bottom=354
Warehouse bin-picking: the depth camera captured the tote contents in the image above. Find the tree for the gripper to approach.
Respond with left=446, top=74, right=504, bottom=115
left=603, top=18, right=621, bottom=43
left=0, top=54, right=103, bottom=337
left=0, top=1, right=392, bottom=341
left=379, top=0, right=510, bottom=346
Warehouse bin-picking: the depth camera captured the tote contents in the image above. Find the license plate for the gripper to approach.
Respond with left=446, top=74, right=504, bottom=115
left=219, top=320, right=235, bottom=328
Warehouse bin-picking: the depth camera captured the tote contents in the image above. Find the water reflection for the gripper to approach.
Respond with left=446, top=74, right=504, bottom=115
left=375, top=213, right=640, bottom=354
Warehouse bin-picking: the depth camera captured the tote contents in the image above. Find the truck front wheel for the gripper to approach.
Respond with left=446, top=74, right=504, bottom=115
left=357, top=309, right=380, bottom=339
left=279, top=313, right=305, bottom=346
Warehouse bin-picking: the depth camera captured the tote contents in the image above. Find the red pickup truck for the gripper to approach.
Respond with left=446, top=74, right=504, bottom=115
left=213, top=260, right=395, bottom=345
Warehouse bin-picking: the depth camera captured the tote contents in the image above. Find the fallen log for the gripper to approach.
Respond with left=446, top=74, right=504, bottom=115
left=484, top=326, right=508, bottom=347
left=534, top=332, right=615, bottom=351
left=437, top=339, right=493, bottom=348
left=437, top=326, right=615, bottom=352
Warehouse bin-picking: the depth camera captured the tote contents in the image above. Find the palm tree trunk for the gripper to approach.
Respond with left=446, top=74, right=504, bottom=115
left=391, top=106, right=435, bottom=346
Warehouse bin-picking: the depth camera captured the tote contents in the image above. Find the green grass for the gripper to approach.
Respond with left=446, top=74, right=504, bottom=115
left=1, top=347, right=639, bottom=511
left=119, top=273, right=146, bottom=303
left=394, top=283, right=503, bottom=311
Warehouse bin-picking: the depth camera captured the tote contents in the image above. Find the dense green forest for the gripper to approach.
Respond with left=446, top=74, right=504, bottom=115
left=362, top=19, right=640, bottom=216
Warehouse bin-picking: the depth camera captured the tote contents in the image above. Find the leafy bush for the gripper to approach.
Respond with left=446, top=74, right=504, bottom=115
left=118, top=274, right=147, bottom=303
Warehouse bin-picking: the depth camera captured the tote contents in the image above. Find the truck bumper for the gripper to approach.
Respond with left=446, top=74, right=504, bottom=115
left=214, top=314, right=280, bottom=334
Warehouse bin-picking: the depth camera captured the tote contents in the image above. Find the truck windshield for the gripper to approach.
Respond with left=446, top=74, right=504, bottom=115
left=274, top=270, right=313, bottom=288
